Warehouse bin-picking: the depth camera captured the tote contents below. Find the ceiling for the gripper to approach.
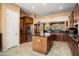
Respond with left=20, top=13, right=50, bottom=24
left=16, top=3, right=76, bottom=16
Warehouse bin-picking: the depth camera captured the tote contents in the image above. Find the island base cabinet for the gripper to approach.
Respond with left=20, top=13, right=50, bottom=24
left=32, top=36, right=52, bottom=54
left=32, top=36, right=48, bottom=54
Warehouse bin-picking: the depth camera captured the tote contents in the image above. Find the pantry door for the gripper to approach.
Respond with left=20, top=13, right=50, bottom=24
left=6, top=9, right=20, bottom=48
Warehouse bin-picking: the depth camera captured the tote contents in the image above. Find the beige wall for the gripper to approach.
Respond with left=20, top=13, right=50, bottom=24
left=20, top=10, right=35, bottom=19
left=35, top=11, right=71, bottom=19
left=32, top=12, right=71, bottom=35
left=20, top=10, right=27, bottom=17
left=0, top=4, right=6, bottom=51
left=0, top=3, right=20, bottom=51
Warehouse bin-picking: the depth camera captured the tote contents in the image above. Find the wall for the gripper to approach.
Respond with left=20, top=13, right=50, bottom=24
left=0, top=3, right=20, bottom=51
left=0, top=4, right=2, bottom=50
left=32, top=12, right=70, bottom=35
left=33, top=16, right=69, bottom=31
left=34, top=12, right=71, bottom=24
left=32, top=12, right=71, bottom=34
left=20, top=10, right=27, bottom=17
left=20, top=10, right=34, bottom=19
left=35, top=11, right=71, bottom=19
left=34, top=16, right=69, bottom=24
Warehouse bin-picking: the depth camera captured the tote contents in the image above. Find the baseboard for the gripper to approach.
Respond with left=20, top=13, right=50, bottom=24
left=1, top=43, right=20, bottom=52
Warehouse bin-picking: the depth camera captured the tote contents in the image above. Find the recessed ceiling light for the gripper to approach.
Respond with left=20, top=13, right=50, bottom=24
left=32, top=6, right=35, bottom=9
left=43, top=3, right=46, bottom=6
left=59, top=6, right=63, bottom=10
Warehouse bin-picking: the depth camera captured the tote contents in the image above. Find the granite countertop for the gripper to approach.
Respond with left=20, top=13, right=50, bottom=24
left=32, top=34, right=50, bottom=38
left=32, top=32, right=64, bottom=38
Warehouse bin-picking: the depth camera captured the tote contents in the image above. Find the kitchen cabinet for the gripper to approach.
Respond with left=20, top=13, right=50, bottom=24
left=73, top=4, right=79, bottom=24
left=77, top=4, right=79, bottom=21
left=68, top=4, right=79, bottom=28
left=20, top=18, right=26, bottom=44
left=69, top=11, right=74, bottom=28
left=65, top=34, right=78, bottom=56
left=20, top=16, right=33, bottom=44
left=25, top=17, right=33, bottom=24
left=74, top=5, right=77, bottom=23
left=32, top=35, right=53, bottom=54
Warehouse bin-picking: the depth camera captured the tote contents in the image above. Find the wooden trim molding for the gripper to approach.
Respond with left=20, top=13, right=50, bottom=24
left=20, top=16, right=33, bottom=20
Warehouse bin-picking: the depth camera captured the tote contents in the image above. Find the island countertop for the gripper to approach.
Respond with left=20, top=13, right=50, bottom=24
left=32, top=34, right=50, bottom=38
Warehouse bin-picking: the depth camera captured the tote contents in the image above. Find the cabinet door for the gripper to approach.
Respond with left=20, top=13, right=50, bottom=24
left=32, top=36, right=47, bottom=54
left=20, top=32, right=26, bottom=44
left=20, top=19, right=26, bottom=44
left=38, top=37, right=47, bottom=53
left=32, top=36, right=39, bottom=50
left=74, top=8, right=76, bottom=23
left=25, top=18, right=33, bottom=24
left=77, top=5, right=79, bottom=21
left=74, top=6, right=78, bottom=23
left=38, top=38, right=43, bottom=52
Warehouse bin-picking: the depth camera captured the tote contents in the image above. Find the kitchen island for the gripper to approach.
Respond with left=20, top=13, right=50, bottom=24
left=32, top=32, right=78, bottom=55
left=32, top=35, right=53, bottom=54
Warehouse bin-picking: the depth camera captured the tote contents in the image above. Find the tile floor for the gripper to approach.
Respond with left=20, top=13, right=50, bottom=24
left=0, top=41, right=72, bottom=56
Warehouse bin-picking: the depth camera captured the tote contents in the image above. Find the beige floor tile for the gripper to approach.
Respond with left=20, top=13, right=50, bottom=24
left=0, top=41, right=72, bottom=56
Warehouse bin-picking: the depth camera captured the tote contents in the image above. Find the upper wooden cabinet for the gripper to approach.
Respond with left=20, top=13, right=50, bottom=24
left=68, top=4, right=79, bottom=28
left=25, top=17, right=33, bottom=24
left=21, top=16, right=33, bottom=24
left=69, top=11, right=74, bottom=28
left=73, top=4, right=78, bottom=23
left=77, top=4, right=79, bottom=21
left=20, top=10, right=33, bottom=24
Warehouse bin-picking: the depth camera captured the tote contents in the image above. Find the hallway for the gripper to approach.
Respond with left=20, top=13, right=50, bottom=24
left=0, top=41, right=72, bottom=56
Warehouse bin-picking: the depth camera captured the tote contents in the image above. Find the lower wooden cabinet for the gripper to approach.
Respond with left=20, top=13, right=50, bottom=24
left=67, top=35, right=78, bottom=56
left=32, top=33, right=78, bottom=55
left=32, top=35, right=53, bottom=54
